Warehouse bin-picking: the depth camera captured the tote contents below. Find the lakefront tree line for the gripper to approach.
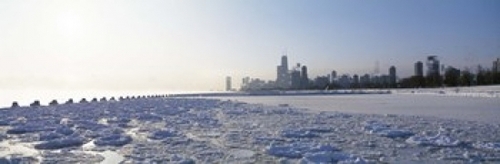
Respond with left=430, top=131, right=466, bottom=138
left=399, top=65, right=500, bottom=88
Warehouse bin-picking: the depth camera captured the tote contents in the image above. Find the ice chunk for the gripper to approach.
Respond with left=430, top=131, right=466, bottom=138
left=95, top=134, right=132, bottom=147
left=300, top=151, right=366, bottom=164
left=135, top=113, right=163, bottom=122
left=253, top=137, right=285, bottom=145
left=377, top=129, right=414, bottom=138
left=229, top=149, right=255, bottom=158
left=280, top=129, right=319, bottom=138
left=473, top=142, right=500, bottom=152
left=39, top=132, right=64, bottom=141
left=406, top=132, right=460, bottom=147
left=7, top=124, right=53, bottom=134
left=55, top=126, right=74, bottom=136
left=34, top=136, right=85, bottom=150
left=265, top=143, right=304, bottom=158
left=106, top=117, right=131, bottom=124
left=303, top=126, right=334, bottom=133
left=148, top=129, right=178, bottom=140
left=0, top=120, right=10, bottom=126
left=170, top=154, right=195, bottom=164
left=363, top=121, right=413, bottom=138
left=265, top=142, right=339, bottom=158
left=74, top=120, right=108, bottom=131
left=0, top=156, right=38, bottom=163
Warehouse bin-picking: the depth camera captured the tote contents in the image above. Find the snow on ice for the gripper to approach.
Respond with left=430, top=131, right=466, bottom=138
left=0, top=96, right=499, bottom=163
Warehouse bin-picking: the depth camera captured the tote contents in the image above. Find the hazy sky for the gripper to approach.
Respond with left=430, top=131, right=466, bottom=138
left=1, top=0, right=499, bottom=91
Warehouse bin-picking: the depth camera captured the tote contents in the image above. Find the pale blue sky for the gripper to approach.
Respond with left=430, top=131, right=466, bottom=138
left=0, top=0, right=499, bottom=91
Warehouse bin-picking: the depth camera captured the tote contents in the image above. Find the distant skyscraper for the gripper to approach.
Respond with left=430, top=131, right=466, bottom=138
left=313, top=76, right=330, bottom=89
left=493, top=58, right=500, bottom=72
left=426, top=56, right=442, bottom=86
left=426, top=56, right=440, bottom=77
left=290, top=71, right=301, bottom=90
left=389, top=66, right=396, bottom=87
left=331, top=70, right=337, bottom=83
left=300, top=65, right=309, bottom=89
left=276, top=55, right=291, bottom=89
left=360, top=74, right=371, bottom=88
left=281, top=55, right=288, bottom=69
left=338, top=74, right=351, bottom=88
left=226, top=76, right=232, bottom=91
left=352, top=74, right=360, bottom=87
left=414, top=61, right=424, bottom=77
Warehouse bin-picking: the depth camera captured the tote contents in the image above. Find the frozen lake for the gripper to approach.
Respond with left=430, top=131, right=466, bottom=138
left=215, top=94, right=500, bottom=124
left=1, top=96, right=500, bottom=163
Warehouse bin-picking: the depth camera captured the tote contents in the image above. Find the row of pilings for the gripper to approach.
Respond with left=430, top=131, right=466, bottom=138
left=9, top=94, right=171, bottom=108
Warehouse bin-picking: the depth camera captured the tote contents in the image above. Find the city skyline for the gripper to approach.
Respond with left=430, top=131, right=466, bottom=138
left=1, top=1, right=499, bottom=91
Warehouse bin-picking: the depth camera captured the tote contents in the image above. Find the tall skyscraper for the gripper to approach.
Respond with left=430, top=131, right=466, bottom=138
left=281, top=55, right=288, bottom=70
left=389, top=66, right=396, bottom=87
left=226, top=76, right=232, bottom=91
left=276, top=55, right=291, bottom=89
left=300, top=65, right=309, bottom=89
left=414, top=61, right=424, bottom=77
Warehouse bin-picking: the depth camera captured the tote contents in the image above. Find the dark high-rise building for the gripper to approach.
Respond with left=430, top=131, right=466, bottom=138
left=352, top=74, right=360, bottom=88
left=290, top=69, right=301, bottom=89
left=226, top=76, right=232, bottom=91
left=426, top=56, right=440, bottom=77
left=276, top=55, right=290, bottom=89
left=493, top=58, right=500, bottom=72
left=331, top=70, right=337, bottom=83
left=415, top=61, right=423, bottom=77
left=313, top=76, right=330, bottom=89
left=300, top=65, right=309, bottom=89
left=389, top=66, right=396, bottom=87
left=338, top=74, right=351, bottom=88
left=281, top=55, right=288, bottom=69
left=426, top=56, right=442, bottom=86
left=360, top=74, right=370, bottom=88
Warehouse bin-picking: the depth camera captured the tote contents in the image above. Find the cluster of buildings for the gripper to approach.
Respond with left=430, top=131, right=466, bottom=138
left=230, top=55, right=500, bottom=91
left=238, top=56, right=311, bottom=91
left=410, top=56, right=442, bottom=87
left=238, top=55, right=397, bottom=91
left=403, top=56, right=500, bottom=87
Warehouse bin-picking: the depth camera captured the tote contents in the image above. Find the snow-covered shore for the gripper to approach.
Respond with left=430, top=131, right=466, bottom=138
left=0, top=97, right=499, bottom=163
left=393, top=85, right=500, bottom=98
